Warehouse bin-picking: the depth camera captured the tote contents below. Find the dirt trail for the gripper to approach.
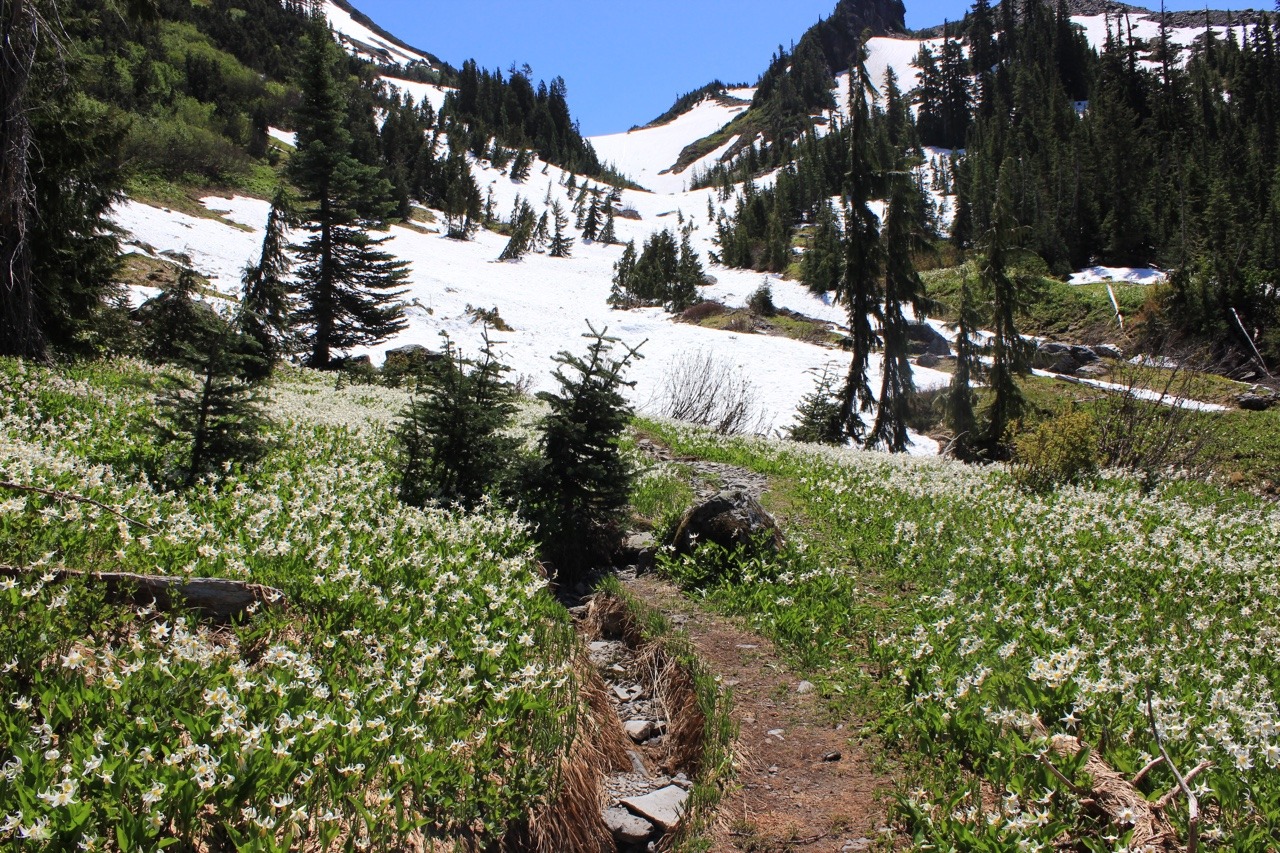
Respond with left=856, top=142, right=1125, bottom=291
left=626, top=441, right=893, bottom=851
left=622, top=575, right=890, bottom=852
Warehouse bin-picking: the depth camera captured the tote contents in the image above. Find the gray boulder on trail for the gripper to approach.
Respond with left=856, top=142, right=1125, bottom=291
left=668, top=490, right=783, bottom=557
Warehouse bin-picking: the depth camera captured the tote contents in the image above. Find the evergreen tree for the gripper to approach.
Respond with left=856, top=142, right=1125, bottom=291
left=789, top=364, right=845, bottom=444
left=395, top=332, right=518, bottom=510
left=598, top=205, right=617, bottom=245
left=148, top=275, right=269, bottom=488
left=802, top=201, right=843, bottom=295
left=671, top=235, right=704, bottom=311
left=838, top=41, right=884, bottom=443
left=944, top=272, right=982, bottom=461
left=582, top=194, right=601, bottom=242
left=498, top=199, right=536, bottom=261
left=979, top=172, right=1030, bottom=453
left=525, top=325, right=643, bottom=580
left=608, top=240, right=638, bottom=308
left=869, top=175, right=929, bottom=453
left=288, top=22, right=409, bottom=369
left=548, top=200, right=574, bottom=258
left=240, top=187, right=297, bottom=377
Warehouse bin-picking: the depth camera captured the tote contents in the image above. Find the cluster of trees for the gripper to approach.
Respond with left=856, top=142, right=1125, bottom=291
left=609, top=230, right=705, bottom=312
left=395, top=326, right=643, bottom=581
left=947, top=0, right=1280, bottom=366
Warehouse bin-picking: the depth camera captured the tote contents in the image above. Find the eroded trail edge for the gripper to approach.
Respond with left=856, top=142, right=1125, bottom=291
left=621, top=441, right=894, bottom=852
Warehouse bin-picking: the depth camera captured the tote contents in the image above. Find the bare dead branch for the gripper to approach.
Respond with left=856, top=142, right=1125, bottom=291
left=1132, top=755, right=1167, bottom=786
left=0, top=480, right=158, bottom=531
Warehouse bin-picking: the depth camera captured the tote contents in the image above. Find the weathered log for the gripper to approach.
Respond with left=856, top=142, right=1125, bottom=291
left=0, top=566, right=282, bottom=623
left=1030, top=719, right=1182, bottom=851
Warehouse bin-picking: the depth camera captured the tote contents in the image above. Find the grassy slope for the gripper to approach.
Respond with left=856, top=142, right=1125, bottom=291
left=635, top=417, right=1280, bottom=850
left=0, top=359, right=579, bottom=849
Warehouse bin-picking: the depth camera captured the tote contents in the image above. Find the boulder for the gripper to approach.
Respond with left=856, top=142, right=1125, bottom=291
left=617, top=531, right=658, bottom=570
left=668, top=490, right=783, bottom=557
left=603, top=806, right=653, bottom=844
left=623, top=720, right=655, bottom=742
left=1034, top=342, right=1097, bottom=375
left=621, top=785, right=689, bottom=831
left=916, top=352, right=941, bottom=369
left=1238, top=393, right=1278, bottom=412
left=906, top=322, right=952, bottom=357
left=1094, top=343, right=1124, bottom=360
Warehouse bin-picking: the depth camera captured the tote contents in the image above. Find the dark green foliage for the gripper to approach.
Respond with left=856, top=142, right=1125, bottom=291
left=978, top=174, right=1031, bottom=454
left=395, top=333, right=519, bottom=510
left=239, top=187, right=297, bottom=377
left=747, top=281, right=776, bottom=317
left=443, top=62, right=603, bottom=177
left=145, top=273, right=270, bottom=487
left=525, top=326, right=642, bottom=580
left=608, top=241, right=640, bottom=308
left=598, top=204, right=618, bottom=245
left=869, top=175, right=930, bottom=453
left=789, top=364, right=846, bottom=444
left=838, top=47, right=884, bottom=444
left=548, top=201, right=573, bottom=258
left=608, top=230, right=701, bottom=312
left=943, top=273, right=983, bottom=461
left=801, top=201, right=844, bottom=295
left=498, top=198, right=537, bottom=261
left=289, top=22, right=409, bottom=369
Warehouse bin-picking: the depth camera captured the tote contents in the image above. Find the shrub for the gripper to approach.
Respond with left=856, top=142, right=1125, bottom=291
left=395, top=333, right=519, bottom=510
left=657, top=349, right=767, bottom=436
left=747, top=281, right=776, bottom=316
left=1012, top=408, right=1099, bottom=491
left=680, top=300, right=727, bottom=323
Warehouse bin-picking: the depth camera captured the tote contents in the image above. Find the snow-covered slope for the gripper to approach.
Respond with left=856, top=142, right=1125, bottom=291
left=111, top=144, right=950, bottom=450
left=323, top=0, right=437, bottom=68
left=589, top=89, right=755, bottom=193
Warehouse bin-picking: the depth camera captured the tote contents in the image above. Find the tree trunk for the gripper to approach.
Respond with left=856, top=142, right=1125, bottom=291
left=0, top=0, right=44, bottom=360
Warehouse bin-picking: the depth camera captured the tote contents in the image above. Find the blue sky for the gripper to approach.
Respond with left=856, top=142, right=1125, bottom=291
left=353, top=0, right=1270, bottom=136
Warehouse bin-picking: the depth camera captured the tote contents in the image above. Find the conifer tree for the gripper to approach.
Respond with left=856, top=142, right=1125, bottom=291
left=944, top=272, right=982, bottom=461
left=870, top=175, right=929, bottom=453
left=525, top=325, right=643, bottom=579
left=608, top=241, right=638, bottom=308
left=548, top=200, right=574, bottom=257
left=838, top=41, right=884, bottom=443
left=532, top=210, right=550, bottom=252
left=979, top=172, right=1030, bottom=453
left=802, top=201, right=843, bottom=295
left=395, top=332, right=518, bottom=510
left=240, top=187, right=297, bottom=377
left=582, top=194, right=601, bottom=242
left=289, top=22, right=409, bottom=369
left=598, top=205, right=617, bottom=245
left=789, top=364, right=845, bottom=444
left=671, top=236, right=704, bottom=311
left=498, top=200, right=536, bottom=261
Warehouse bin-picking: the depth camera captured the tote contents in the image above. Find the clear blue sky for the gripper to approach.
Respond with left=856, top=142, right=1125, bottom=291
left=352, top=0, right=1271, bottom=137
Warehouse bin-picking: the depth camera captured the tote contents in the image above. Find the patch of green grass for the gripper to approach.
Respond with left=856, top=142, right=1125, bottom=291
left=922, top=263, right=1147, bottom=343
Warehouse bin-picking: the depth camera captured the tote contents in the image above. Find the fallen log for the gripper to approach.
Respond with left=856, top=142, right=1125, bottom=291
left=1029, top=718, right=1190, bottom=852
left=0, top=566, right=283, bottom=623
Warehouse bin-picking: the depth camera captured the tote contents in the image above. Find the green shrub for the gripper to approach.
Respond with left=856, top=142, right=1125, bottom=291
left=747, top=281, right=776, bottom=316
left=1013, top=408, right=1099, bottom=491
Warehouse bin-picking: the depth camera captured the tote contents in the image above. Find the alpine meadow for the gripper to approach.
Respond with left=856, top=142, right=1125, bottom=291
left=1, top=0, right=1278, bottom=850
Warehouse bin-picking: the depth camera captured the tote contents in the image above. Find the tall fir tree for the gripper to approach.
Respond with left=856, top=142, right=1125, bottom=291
left=979, top=171, right=1030, bottom=453
left=944, top=272, right=983, bottom=461
left=838, top=41, right=884, bottom=443
left=869, top=175, right=929, bottom=453
left=288, top=21, right=409, bottom=369
left=240, top=187, right=297, bottom=377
